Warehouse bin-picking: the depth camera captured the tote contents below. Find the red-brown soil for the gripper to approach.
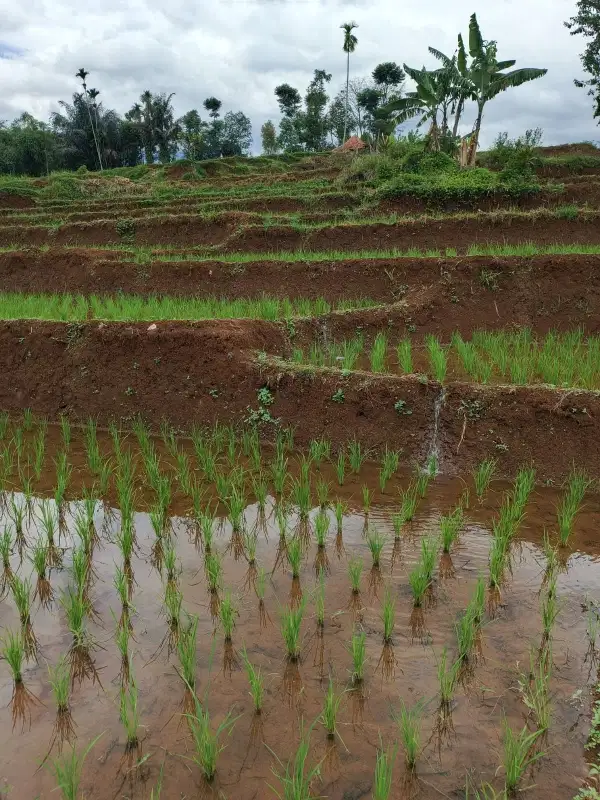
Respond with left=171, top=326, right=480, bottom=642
left=3, top=251, right=600, bottom=339
left=7, top=183, right=600, bottom=226
left=0, top=191, right=34, bottom=209
left=2, top=211, right=599, bottom=250
left=1, top=319, right=598, bottom=479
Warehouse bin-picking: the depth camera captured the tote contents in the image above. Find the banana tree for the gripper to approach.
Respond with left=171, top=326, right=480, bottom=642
left=457, top=13, right=547, bottom=163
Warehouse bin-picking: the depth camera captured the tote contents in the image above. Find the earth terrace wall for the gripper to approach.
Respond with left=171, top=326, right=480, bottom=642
left=0, top=320, right=598, bottom=480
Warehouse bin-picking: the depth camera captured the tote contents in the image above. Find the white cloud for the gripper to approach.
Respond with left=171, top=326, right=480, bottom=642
left=0, top=0, right=598, bottom=150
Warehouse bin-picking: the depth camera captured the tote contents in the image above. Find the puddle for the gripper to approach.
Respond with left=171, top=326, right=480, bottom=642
left=0, top=424, right=597, bottom=798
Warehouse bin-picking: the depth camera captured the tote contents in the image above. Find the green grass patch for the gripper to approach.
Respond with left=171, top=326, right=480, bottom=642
left=0, top=292, right=380, bottom=323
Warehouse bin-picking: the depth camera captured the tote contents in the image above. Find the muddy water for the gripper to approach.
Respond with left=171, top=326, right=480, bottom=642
left=0, top=431, right=598, bottom=798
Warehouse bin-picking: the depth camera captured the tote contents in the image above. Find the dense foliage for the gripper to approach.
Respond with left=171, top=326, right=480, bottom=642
left=0, top=80, right=253, bottom=176
left=566, top=1, right=600, bottom=124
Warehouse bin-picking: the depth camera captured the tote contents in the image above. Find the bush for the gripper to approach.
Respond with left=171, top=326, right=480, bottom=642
left=400, top=150, right=457, bottom=175
left=378, top=167, right=539, bottom=204
left=483, top=129, right=543, bottom=179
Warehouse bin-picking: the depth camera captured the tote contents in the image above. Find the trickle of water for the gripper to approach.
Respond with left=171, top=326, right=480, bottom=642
left=426, top=387, right=447, bottom=473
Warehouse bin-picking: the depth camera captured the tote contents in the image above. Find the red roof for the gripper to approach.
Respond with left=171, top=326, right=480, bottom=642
left=335, top=135, right=367, bottom=152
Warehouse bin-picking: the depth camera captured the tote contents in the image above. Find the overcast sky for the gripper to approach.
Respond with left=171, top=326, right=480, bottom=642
left=1, top=0, right=598, bottom=152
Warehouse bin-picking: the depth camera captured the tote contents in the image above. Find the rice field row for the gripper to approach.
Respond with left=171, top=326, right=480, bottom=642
left=0, top=292, right=379, bottom=323
left=287, top=328, right=600, bottom=391
left=3, top=240, right=600, bottom=264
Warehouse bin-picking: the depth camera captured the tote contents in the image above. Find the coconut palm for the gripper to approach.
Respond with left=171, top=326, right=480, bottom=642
left=341, top=22, right=359, bottom=142
left=457, top=13, right=547, bottom=162
left=75, top=68, right=103, bottom=170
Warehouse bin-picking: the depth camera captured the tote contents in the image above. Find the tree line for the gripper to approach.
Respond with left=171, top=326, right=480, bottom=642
left=262, top=14, right=549, bottom=163
left=5, top=6, right=600, bottom=178
left=0, top=78, right=253, bottom=176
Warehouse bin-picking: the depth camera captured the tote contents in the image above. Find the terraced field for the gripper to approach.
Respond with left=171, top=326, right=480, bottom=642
left=1, top=146, right=600, bottom=799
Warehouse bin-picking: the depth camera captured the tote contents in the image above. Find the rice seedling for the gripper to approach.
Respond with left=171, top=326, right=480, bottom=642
left=54, top=451, right=72, bottom=516
left=435, top=647, right=460, bottom=741
left=348, top=629, right=367, bottom=684
left=309, top=437, right=331, bottom=466
left=47, top=733, right=103, bottom=800
left=426, top=334, right=447, bottom=382
left=381, top=586, right=395, bottom=643
left=372, top=738, right=396, bottom=800
left=205, top=552, right=223, bottom=617
left=473, top=458, right=496, bottom=499
left=271, top=455, right=288, bottom=496
left=362, top=485, right=372, bottom=516
left=9, top=495, right=26, bottom=554
left=119, top=669, right=140, bottom=752
left=162, top=582, right=182, bottom=655
left=241, top=646, right=264, bottom=713
left=11, top=574, right=37, bottom=659
left=540, top=576, right=560, bottom=649
left=420, top=536, right=439, bottom=586
left=501, top=718, right=544, bottom=794
left=0, top=410, right=8, bottom=441
left=48, top=653, right=76, bottom=750
left=251, top=472, right=269, bottom=528
left=280, top=598, right=306, bottom=661
left=366, top=528, right=386, bottom=568
left=379, top=447, right=399, bottom=493
left=60, top=415, right=71, bottom=450
left=517, top=646, right=552, bottom=733
left=186, top=695, right=238, bottom=783
left=30, top=541, right=53, bottom=609
left=287, top=536, right=303, bottom=579
left=557, top=467, right=593, bottom=547
left=255, top=566, right=271, bottom=628
left=220, top=590, right=238, bottom=642
left=511, top=465, right=534, bottom=507
left=175, top=450, right=192, bottom=496
left=267, top=721, right=321, bottom=799
left=84, top=417, right=102, bottom=475
left=408, top=563, right=430, bottom=609
left=114, top=564, right=134, bottom=628
left=396, top=337, right=412, bottom=374
left=315, top=478, right=330, bottom=510
left=38, top=500, right=61, bottom=567
left=33, top=424, right=46, bottom=480
left=347, top=439, right=367, bottom=475
left=335, top=450, right=345, bottom=486
left=177, top=614, right=198, bottom=705
left=114, top=610, right=132, bottom=685
left=1, top=629, right=39, bottom=729
left=319, top=678, right=343, bottom=740
left=0, top=527, right=14, bottom=598
left=61, top=587, right=100, bottom=687
left=291, top=476, right=311, bottom=531
left=22, top=408, right=33, bottom=431
left=393, top=699, right=424, bottom=771
left=370, top=332, right=388, bottom=373
left=440, top=506, right=464, bottom=554
left=200, top=507, right=216, bottom=554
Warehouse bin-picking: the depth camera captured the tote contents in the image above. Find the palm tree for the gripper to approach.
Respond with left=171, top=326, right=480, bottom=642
left=341, top=22, right=358, bottom=142
left=457, top=13, right=547, bottom=163
left=75, top=68, right=103, bottom=170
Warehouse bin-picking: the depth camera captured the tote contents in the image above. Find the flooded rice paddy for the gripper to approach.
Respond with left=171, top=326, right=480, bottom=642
left=0, top=423, right=598, bottom=799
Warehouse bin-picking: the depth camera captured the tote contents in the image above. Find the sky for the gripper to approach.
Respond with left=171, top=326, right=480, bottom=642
left=0, top=0, right=598, bottom=152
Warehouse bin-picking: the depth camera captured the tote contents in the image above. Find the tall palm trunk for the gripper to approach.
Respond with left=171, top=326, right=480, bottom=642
left=343, top=49, right=350, bottom=143
left=83, top=95, right=103, bottom=171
